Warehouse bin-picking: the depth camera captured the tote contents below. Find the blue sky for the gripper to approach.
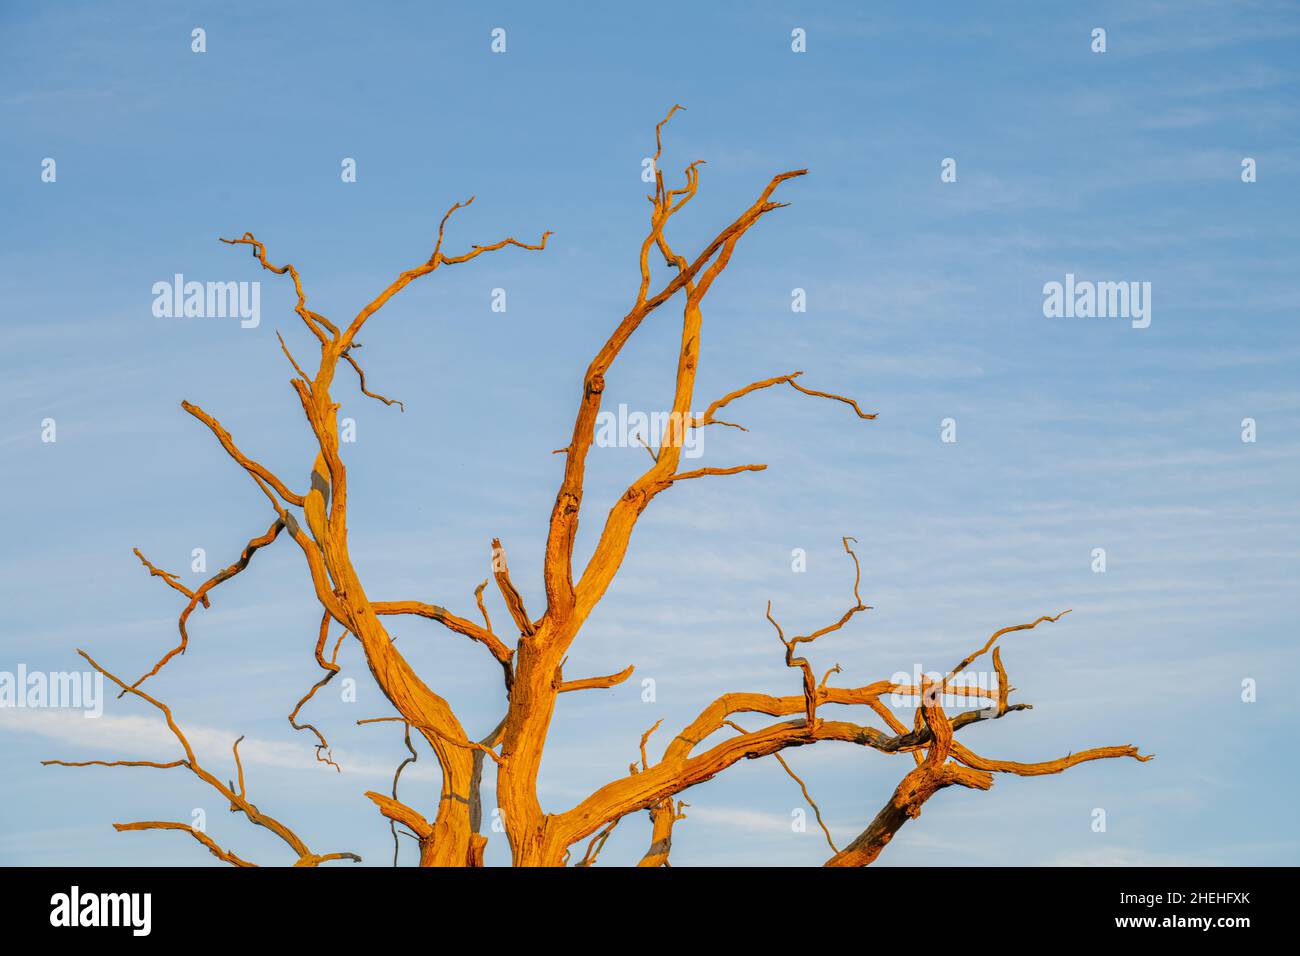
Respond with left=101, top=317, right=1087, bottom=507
left=2, top=0, right=1298, bottom=867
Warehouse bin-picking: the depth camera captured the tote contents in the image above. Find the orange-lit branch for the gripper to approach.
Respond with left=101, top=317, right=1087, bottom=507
left=128, top=518, right=284, bottom=693
left=219, top=231, right=337, bottom=345
left=45, top=650, right=360, bottom=867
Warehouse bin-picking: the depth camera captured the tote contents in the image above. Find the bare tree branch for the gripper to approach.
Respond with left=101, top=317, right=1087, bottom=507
left=128, top=518, right=284, bottom=692
left=46, top=650, right=361, bottom=867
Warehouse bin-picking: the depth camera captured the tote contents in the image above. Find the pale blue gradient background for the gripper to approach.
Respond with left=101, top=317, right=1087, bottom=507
left=2, top=0, right=1298, bottom=867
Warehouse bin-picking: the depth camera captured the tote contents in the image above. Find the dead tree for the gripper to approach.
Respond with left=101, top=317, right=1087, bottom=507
left=46, top=108, right=1150, bottom=867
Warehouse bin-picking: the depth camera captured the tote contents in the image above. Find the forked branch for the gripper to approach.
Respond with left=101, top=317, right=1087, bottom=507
left=45, top=650, right=360, bottom=867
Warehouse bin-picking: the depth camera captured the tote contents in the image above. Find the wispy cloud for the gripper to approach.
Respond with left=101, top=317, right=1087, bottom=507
left=2, top=707, right=435, bottom=782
